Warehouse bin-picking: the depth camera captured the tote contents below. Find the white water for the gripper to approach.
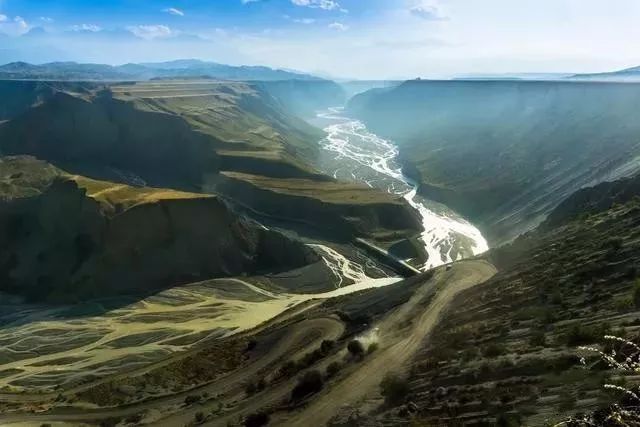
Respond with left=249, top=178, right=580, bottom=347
left=316, top=107, right=489, bottom=269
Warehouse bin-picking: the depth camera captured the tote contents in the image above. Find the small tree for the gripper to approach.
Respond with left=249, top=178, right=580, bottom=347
left=529, top=331, right=546, bottom=347
left=380, top=373, right=410, bottom=406
left=291, top=370, right=324, bottom=401
left=633, top=279, right=640, bottom=308
left=347, top=340, right=365, bottom=358
left=326, top=361, right=341, bottom=377
left=245, top=411, right=270, bottom=427
left=320, top=339, right=336, bottom=354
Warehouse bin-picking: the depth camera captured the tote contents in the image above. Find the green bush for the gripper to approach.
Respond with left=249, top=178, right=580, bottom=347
left=291, top=370, right=324, bottom=401
left=482, top=343, right=506, bottom=357
left=244, top=411, right=270, bottom=427
left=367, top=342, right=379, bottom=354
left=529, top=331, right=546, bottom=347
left=347, top=340, right=365, bottom=358
left=326, top=361, right=342, bottom=377
left=565, top=323, right=610, bottom=346
left=380, top=373, right=410, bottom=406
left=633, top=280, right=640, bottom=308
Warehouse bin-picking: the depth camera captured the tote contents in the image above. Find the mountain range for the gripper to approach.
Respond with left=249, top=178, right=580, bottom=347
left=0, top=59, right=322, bottom=81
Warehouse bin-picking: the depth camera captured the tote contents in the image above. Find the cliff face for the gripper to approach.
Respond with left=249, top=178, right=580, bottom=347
left=0, top=156, right=318, bottom=303
left=348, top=80, right=640, bottom=244
left=0, top=81, right=325, bottom=189
left=0, top=81, right=424, bottom=252
left=0, top=90, right=218, bottom=189
left=216, top=172, right=422, bottom=241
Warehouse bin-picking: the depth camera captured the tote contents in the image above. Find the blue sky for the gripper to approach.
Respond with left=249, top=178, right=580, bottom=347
left=1, top=0, right=639, bottom=79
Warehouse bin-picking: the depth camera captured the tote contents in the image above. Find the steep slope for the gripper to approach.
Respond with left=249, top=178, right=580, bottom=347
left=402, top=175, right=640, bottom=425
left=0, top=80, right=422, bottom=245
left=216, top=172, right=422, bottom=241
left=0, top=156, right=319, bottom=303
left=348, top=80, right=640, bottom=244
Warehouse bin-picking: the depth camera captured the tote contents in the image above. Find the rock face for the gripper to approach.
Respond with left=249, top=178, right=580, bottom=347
left=0, top=81, right=325, bottom=188
left=0, top=90, right=218, bottom=189
left=0, top=156, right=318, bottom=303
left=348, top=80, right=640, bottom=244
left=216, top=171, right=423, bottom=241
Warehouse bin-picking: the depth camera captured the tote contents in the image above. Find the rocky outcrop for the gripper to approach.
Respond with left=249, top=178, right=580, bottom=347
left=0, top=156, right=318, bottom=303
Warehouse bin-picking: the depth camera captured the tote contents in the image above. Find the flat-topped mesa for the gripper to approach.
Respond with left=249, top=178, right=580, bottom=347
left=0, top=156, right=319, bottom=303
left=215, top=171, right=423, bottom=241
left=0, top=80, right=328, bottom=191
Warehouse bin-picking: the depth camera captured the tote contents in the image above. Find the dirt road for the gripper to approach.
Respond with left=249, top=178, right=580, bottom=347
left=280, top=259, right=496, bottom=427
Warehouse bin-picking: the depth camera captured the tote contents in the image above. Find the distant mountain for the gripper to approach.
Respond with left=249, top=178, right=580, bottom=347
left=455, top=72, right=572, bottom=81
left=0, top=60, right=322, bottom=81
left=570, top=65, right=640, bottom=81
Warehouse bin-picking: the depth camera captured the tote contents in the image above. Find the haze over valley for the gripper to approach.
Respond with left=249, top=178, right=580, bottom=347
left=2, top=1, right=640, bottom=426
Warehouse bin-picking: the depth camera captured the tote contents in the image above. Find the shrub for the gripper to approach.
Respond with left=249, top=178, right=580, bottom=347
left=565, top=323, right=610, bottom=346
left=245, top=382, right=257, bottom=396
left=278, top=360, right=300, bottom=378
left=245, top=377, right=266, bottom=396
left=291, top=370, right=324, bottom=401
left=347, top=340, right=365, bottom=358
left=184, top=394, right=201, bottom=405
left=482, top=343, right=506, bottom=357
left=194, top=411, right=205, bottom=423
left=633, top=280, right=640, bottom=308
left=615, top=296, right=634, bottom=312
left=244, top=411, right=270, bottom=427
left=326, top=361, right=342, bottom=377
left=367, top=342, right=379, bottom=354
left=529, top=331, right=546, bottom=347
left=380, top=373, right=410, bottom=406
left=320, top=339, right=336, bottom=354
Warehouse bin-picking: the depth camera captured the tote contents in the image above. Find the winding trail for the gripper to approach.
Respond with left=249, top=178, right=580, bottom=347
left=280, top=259, right=497, bottom=427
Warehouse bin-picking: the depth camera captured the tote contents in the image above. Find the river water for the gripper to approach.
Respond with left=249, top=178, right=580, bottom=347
left=312, top=107, right=488, bottom=269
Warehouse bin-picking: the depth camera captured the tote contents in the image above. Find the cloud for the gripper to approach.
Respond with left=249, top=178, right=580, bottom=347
left=39, top=17, right=54, bottom=23
left=71, top=24, right=101, bottom=32
left=0, top=15, right=30, bottom=35
left=163, top=7, right=184, bottom=17
left=14, top=16, right=28, bottom=30
left=292, top=0, right=344, bottom=11
left=328, top=22, right=348, bottom=31
left=128, top=24, right=172, bottom=40
left=410, top=4, right=447, bottom=21
left=294, top=18, right=316, bottom=24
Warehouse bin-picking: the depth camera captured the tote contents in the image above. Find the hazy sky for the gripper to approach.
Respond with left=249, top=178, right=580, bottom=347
left=1, top=0, right=639, bottom=79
